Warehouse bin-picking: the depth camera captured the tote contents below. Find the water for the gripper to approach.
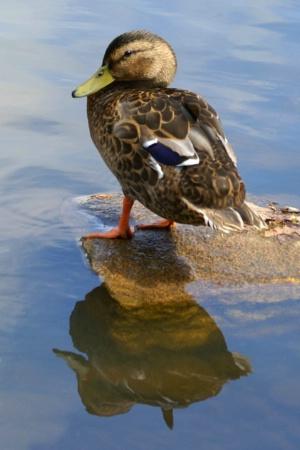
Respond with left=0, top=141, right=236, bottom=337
left=1, top=1, right=300, bottom=449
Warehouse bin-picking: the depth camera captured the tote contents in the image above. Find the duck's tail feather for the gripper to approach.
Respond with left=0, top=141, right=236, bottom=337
left=198, top=202, right=267, bottom=233
left=234, top=201, right=267, bottom=230
left=200, top=207, right=244, bottom=233
left=182, top=198, right=267, bottom=232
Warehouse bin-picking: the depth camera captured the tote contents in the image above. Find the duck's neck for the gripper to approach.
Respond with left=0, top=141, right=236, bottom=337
left=90, top=79, right=170, bottom=99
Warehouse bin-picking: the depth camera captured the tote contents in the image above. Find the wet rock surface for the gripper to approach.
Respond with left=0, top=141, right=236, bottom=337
left=64, top=194, right=300, bottom=305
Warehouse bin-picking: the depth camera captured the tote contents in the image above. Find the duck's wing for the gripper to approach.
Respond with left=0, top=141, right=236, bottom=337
left=113, top=89, right=237, bottom=169
left=171, top=89, right=238, bottom=165
left=112, top=90, right=266, bottom=231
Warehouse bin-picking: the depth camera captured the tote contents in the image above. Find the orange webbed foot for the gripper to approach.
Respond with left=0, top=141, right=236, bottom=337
left=137, top=220, right=176, bottom=230
left=82, top=226, right=134, bottom=240
left=82, top=196, right=135, bottom=240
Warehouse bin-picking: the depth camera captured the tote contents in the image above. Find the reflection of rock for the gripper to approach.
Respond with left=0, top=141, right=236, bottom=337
left=77, top=194, right=300, bottom=287
left=54, top=284, right=252, bottom=429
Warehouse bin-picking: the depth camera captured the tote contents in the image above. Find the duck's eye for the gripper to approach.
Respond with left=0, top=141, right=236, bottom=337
left=124, top=50, right=132, bottom=57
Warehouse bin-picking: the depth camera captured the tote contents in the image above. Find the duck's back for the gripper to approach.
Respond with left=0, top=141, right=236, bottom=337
left=87, top=85, right=246, bottom=223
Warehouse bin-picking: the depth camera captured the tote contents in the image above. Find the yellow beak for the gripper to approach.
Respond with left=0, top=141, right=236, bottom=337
left=72, top=64, right=115, bottom=98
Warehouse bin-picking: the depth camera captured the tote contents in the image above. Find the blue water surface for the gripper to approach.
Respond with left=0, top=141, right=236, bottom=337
left=1, top=1, right=300, bottom=449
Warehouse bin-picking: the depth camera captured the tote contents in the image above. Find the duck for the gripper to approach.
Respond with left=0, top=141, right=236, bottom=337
left=72, top=30, right=266, bottom=239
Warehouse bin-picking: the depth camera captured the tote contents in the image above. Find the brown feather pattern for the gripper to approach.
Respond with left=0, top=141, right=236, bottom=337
left=80, top=30, right=266, bottom=231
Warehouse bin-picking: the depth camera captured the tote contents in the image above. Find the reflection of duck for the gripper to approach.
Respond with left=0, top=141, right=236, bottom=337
left=54, top=284, right=252, bottom=429
left=72, top=30, right=265, bottom=239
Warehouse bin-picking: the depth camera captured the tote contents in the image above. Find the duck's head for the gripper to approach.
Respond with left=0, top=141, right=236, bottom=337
left=72, top=30, right=177, bottom=98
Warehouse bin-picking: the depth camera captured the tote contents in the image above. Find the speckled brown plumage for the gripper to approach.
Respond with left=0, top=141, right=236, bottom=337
left=73, top=30, right=266, bottom=238
left=88, top=87, right=242, bottom=222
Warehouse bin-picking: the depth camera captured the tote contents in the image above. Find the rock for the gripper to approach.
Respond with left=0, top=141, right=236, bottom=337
left=63, top=193, right=300, bottom=305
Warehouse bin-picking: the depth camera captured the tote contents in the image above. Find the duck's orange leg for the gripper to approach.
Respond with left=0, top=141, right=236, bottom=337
left=83, top=196, right=134, bottom=239
left=137, top=219, right=176, bottom=230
